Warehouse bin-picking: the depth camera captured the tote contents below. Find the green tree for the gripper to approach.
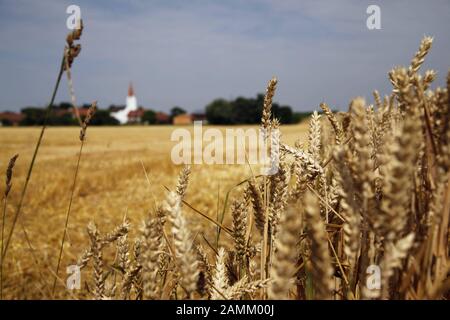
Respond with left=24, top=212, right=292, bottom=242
left=142, top=110, right=157, bottom=124
left=58, top=102, right=72, bottom=109
left=292, top=112, right=313, bottom=123
left=273, top=105, right=294, bottom=124
left=205, top=99, right=233, bottom=124
left=170, top=106, right=186, bottom=121
left=20, top=107, right=46, bottom=125
left=204, top=93, right=295, bottom=124
left=0, top=119, right=12, bottom=126
left=89, top=110, right=119, bottom=125
left=231, top=96, right=261, bottom=124
left=48, top=113, right=77, bottom=125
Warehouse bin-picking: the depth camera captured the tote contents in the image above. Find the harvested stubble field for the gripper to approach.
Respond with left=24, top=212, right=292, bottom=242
left=0, top=36, right=449, bottom=301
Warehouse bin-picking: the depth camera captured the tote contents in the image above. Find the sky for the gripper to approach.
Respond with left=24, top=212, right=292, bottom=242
left=0, top=0, right=449, bottom=112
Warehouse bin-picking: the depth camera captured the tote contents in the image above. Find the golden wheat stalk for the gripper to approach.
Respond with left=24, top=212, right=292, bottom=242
left=408, top=36, right=433, bottom=77
left=165, top=191, right=199, bottom=297
left=87, top=222, right=105, bottom=299
left=210, top=247, right=228, bottom=300
left=303, top=191, right=334, bottom=300
left=268, top=205, right=301, bottom=299
left=261, top=77, right=278, bottom=131
left=141, top=215, right=163, bottom=299
left=320, top=102, right=343, bottom=145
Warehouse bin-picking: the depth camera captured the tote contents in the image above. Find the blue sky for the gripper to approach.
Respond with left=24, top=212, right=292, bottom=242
left=0, top=0, right=449, bottom=112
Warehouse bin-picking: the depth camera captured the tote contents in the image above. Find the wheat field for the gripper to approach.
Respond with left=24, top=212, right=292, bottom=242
left=0, top=36, right=449, bottom=300
left=0, top=124, right=306, bottom=299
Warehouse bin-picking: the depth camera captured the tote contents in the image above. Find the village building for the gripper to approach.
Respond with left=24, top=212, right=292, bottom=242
left=191, top=112, right=207, bottom=123
left=0, top=111, right=25, bottom=126
left=155, top=112, right=170, bottom=124
left=110, top=82, right=138, bottom=124
left=1, top=82, right=205, bottom=126
left=127, top=107, right=145, bottom=124
left=172, top=112, right=207, bottom=125
left=173, top=113, right=192, bottom=125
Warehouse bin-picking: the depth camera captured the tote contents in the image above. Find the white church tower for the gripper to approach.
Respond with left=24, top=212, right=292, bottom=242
left=111, top=82, right=138, bottom=124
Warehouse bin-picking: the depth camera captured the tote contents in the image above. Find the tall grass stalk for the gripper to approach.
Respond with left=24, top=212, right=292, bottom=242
left=1, top=54, right=65, bottom=262
left=52, top=102, right=96, bottom=293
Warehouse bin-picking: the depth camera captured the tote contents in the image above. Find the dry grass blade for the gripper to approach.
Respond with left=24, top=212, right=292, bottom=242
left=52, top=102, right=97, bottom=293
left=4, top=154, right=19, bottom=199
left=1, top=54, right=66, bottom=263
left=1, top=154, right=19, bottom=299
left=1, top=21, right=85, bottom=263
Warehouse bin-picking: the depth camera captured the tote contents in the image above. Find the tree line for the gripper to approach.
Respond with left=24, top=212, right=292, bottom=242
left=19, top=104, right=120, bottom=126
left=2, top=96, right=314, bottom=126
left=205, top=93, right=310, bottom=124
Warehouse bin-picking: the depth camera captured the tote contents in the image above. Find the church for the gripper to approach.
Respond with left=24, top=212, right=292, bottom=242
left=110, top=82, right=138, bottom=124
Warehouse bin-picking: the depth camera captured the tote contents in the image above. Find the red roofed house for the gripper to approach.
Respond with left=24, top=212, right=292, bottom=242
left=173, top=113, right=192, bottom=125
left=172, top=112, right=207, bottom=125
left=155, top=112, right=170, bottom=124
left=191, top=112, right=207, bottom=123
left=128, top=107, right=145, bottom=124
left=0, top=111, right=25, bottom=126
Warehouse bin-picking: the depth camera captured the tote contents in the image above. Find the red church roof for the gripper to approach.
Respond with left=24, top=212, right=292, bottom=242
left=128, top=82, right=134, bottom=97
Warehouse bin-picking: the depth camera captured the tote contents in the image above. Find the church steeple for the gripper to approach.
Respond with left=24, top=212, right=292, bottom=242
left=128, top=82, right=134, bottom=97
left=111, top=81, right=138, bottom=124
